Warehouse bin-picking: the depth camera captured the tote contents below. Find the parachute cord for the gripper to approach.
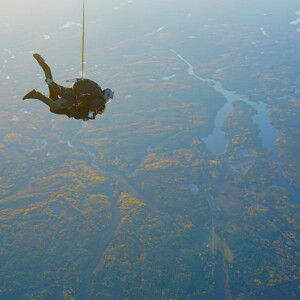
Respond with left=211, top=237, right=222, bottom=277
left=82, top=0, right=85, bottom=79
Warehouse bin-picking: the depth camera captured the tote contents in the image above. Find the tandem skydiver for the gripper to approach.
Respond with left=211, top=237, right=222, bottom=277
left=22, top=53, right=114, bottom=120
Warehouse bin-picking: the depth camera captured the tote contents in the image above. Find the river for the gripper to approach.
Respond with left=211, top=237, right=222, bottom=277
left=171, top=49, right=300, bottom=203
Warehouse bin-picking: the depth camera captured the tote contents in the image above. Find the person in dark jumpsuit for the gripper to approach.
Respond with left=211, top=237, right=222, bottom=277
left=22, top=54, right=114, bottom=120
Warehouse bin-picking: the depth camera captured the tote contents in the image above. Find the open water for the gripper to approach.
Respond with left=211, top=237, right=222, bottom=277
left=171, top=49, right=300, bottom=203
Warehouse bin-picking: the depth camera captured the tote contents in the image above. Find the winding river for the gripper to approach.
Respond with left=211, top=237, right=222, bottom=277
left=171, top=49, right=300, bottom=203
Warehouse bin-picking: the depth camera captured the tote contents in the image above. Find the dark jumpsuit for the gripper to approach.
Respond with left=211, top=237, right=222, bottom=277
left=27, top=54, right=105, bottom=119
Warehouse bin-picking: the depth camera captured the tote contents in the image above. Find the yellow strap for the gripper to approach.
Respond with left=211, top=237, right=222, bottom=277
left=82, top=0, right=85, bottom=79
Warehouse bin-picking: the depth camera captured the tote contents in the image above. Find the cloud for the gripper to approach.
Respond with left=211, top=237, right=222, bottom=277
left=60, top=21, right=82, bottom=29
left=290, top=11, right=300, bottom=25
left=89, top=18, right=101, bottom=24
left=43, top=33, right=54, bottom=40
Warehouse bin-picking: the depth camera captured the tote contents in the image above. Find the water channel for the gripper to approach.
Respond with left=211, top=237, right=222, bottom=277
left=171, top=49, right=300, bottom=203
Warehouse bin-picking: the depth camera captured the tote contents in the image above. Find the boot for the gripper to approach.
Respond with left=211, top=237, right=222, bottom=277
left=33, top=53, right=45, bottom=64
left=22, top=89, right=37, bottom=100
left=33, top=53, right=53, bottom=80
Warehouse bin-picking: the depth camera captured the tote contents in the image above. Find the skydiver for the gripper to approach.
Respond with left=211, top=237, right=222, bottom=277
left=22, top=54, right=114, bottom=120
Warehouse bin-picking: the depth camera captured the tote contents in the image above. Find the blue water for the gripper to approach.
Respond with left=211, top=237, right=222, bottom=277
left=171, top=50, right=300, bottom=203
